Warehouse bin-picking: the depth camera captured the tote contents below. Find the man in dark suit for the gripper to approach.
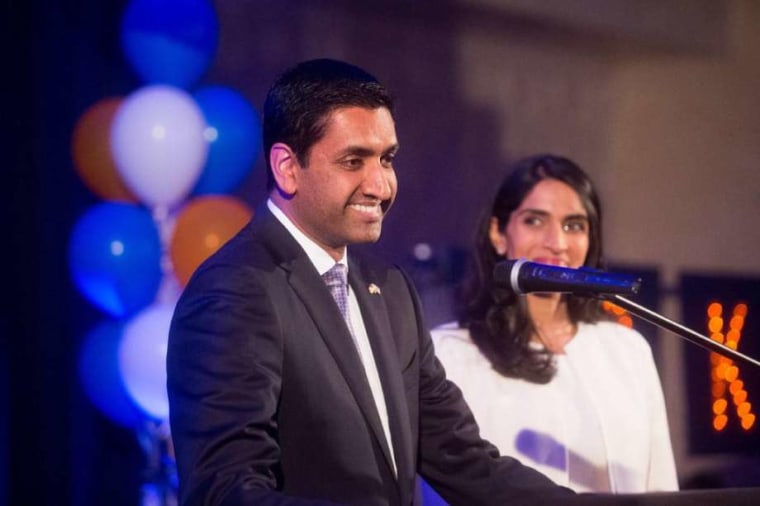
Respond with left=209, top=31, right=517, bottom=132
left=167, top=58, right=572, bottom=506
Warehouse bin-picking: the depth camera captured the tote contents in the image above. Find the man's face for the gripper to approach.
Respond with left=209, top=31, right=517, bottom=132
left=288, top=106, right=398, bottom=258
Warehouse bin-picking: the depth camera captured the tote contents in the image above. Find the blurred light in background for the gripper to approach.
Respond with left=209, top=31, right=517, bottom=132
left=682, top=273, right=760, bottom=455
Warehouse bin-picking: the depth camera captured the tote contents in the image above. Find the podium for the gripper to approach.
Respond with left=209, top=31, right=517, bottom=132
left=559, top=487, right=760, bottom=505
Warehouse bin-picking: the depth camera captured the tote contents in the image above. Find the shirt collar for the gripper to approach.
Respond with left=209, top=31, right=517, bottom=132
left=267, top=199, right=347, bottom=276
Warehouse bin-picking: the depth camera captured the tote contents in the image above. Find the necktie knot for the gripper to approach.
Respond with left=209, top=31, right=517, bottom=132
left=322, top=263, right=348, bottom=291
left=322, top=264, right=350, bottom=324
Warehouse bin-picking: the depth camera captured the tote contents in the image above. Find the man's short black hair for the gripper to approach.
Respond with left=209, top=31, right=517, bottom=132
left=262, top=58, right=394, bottom=190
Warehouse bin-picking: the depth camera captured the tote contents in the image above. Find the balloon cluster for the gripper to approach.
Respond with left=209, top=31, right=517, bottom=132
left=70, top=0, right=256, bottom=427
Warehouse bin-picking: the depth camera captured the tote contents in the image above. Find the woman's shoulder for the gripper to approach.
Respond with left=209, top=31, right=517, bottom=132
left=579, top=320, right=654, bottom=355
left=430, top=322, right=481, bottom=353
left=430, top=322, right=494, bottom=375
left=430, top=321, right=472, bottom=343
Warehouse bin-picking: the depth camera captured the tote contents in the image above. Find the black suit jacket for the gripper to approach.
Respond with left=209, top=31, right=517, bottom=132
left=167, top=205, right=570, bottom=506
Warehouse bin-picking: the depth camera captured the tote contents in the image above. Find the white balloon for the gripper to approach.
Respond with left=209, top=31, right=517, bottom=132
left=111, top=85, right=208, bottom=209
left=118, top=302, right=175, bottom=420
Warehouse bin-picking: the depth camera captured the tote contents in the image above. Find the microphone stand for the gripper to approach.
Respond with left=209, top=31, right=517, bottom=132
left=600, top=294, right=760, bottom=371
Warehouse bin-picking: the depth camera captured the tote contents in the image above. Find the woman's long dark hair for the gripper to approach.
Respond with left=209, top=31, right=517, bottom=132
left=457, top=154, right=610, bottom=384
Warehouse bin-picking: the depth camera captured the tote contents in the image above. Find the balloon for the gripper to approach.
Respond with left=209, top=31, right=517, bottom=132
left=192, top=86, right=261, bottom=195
left=78, top=320, right=144, bottom=428
left=71, top=97, right=138, bottom=202
left=111, top=85, right=208, bottom=209
left=170, top=196, right=252, bottom=286
left=121, top=0, right=219, bottom=88
left=68, top=202, right=162, bottom=317
left=118, top=303, right=175, bottom=420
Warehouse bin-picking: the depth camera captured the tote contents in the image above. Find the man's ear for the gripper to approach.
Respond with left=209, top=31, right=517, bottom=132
left=269, top=142, right=300, bottom=196
left=488, top=217, right=508, bottom=256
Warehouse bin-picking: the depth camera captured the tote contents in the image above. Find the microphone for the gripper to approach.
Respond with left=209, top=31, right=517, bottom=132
left=493, top=259, right=642, bottom=296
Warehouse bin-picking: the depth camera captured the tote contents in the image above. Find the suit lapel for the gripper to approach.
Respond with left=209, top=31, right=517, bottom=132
left=256, top=209, right=394, bottom=478
left=256, top=208, right=414, bottom=497
left=350, top=260, right=414, bottom=499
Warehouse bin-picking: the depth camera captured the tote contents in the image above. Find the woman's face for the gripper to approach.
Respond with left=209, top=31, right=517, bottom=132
left=489, top=178, right=590, bottom=268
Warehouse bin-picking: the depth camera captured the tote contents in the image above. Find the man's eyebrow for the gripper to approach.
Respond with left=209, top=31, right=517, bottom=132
left=336, top=143, right=400, bottom=157
left=339, top=146, right=373, bottom=157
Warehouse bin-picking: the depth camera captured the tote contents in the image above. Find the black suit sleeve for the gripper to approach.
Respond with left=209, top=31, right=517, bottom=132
left=167, top=262, right=342, bottom=506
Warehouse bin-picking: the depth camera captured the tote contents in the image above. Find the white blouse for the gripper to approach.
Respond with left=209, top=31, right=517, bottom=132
left=432, top=321, right=678, bottom=493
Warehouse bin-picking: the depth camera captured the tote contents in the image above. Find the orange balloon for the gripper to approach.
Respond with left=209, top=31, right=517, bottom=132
left=170, top=195, right=253, bottom=286
left=71, top=97, right=138, bottom=202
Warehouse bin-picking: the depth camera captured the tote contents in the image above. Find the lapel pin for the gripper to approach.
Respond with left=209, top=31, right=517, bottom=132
left=368, top=283, right=381, bottom=295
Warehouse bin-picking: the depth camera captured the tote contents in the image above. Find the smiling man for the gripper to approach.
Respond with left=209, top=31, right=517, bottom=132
left=167, top=59, right=572, bottom=506
left=269, top=104, right=398, bottom=256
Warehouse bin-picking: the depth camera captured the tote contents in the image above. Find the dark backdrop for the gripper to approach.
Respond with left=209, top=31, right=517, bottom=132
left=9, top=1, right=146, bottom=504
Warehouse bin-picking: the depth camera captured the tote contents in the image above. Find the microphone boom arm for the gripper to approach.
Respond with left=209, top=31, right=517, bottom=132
left=601, top=294, right=760, bottom=370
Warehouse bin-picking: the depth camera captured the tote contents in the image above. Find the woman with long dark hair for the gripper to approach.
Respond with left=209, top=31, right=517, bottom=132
left=432, top=154, right=678, bottom=493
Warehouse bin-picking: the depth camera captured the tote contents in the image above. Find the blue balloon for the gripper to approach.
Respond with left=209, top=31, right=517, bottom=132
left=78, top=320, right=144, bottom=428
left=68, top=202, right=162, bottom=317
left=121, top=0, right=219, bottom=88
left=192, top=86, right=261, bottom=195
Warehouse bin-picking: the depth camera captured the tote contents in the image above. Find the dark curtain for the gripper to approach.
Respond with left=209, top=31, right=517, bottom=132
left=9, top=1, right=143, bottom=504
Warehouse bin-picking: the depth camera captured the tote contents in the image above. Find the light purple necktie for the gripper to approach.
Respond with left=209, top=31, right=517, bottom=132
left=322, top=263, right=355, bottom=336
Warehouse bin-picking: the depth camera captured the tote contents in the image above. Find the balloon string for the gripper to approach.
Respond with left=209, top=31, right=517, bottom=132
left=153, top=205, right=182, bottom=306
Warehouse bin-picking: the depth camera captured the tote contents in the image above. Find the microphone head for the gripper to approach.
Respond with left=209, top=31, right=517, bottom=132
left=493, top=259, right=642, bottom=297
left=492, top=259, right=525, bottom=293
